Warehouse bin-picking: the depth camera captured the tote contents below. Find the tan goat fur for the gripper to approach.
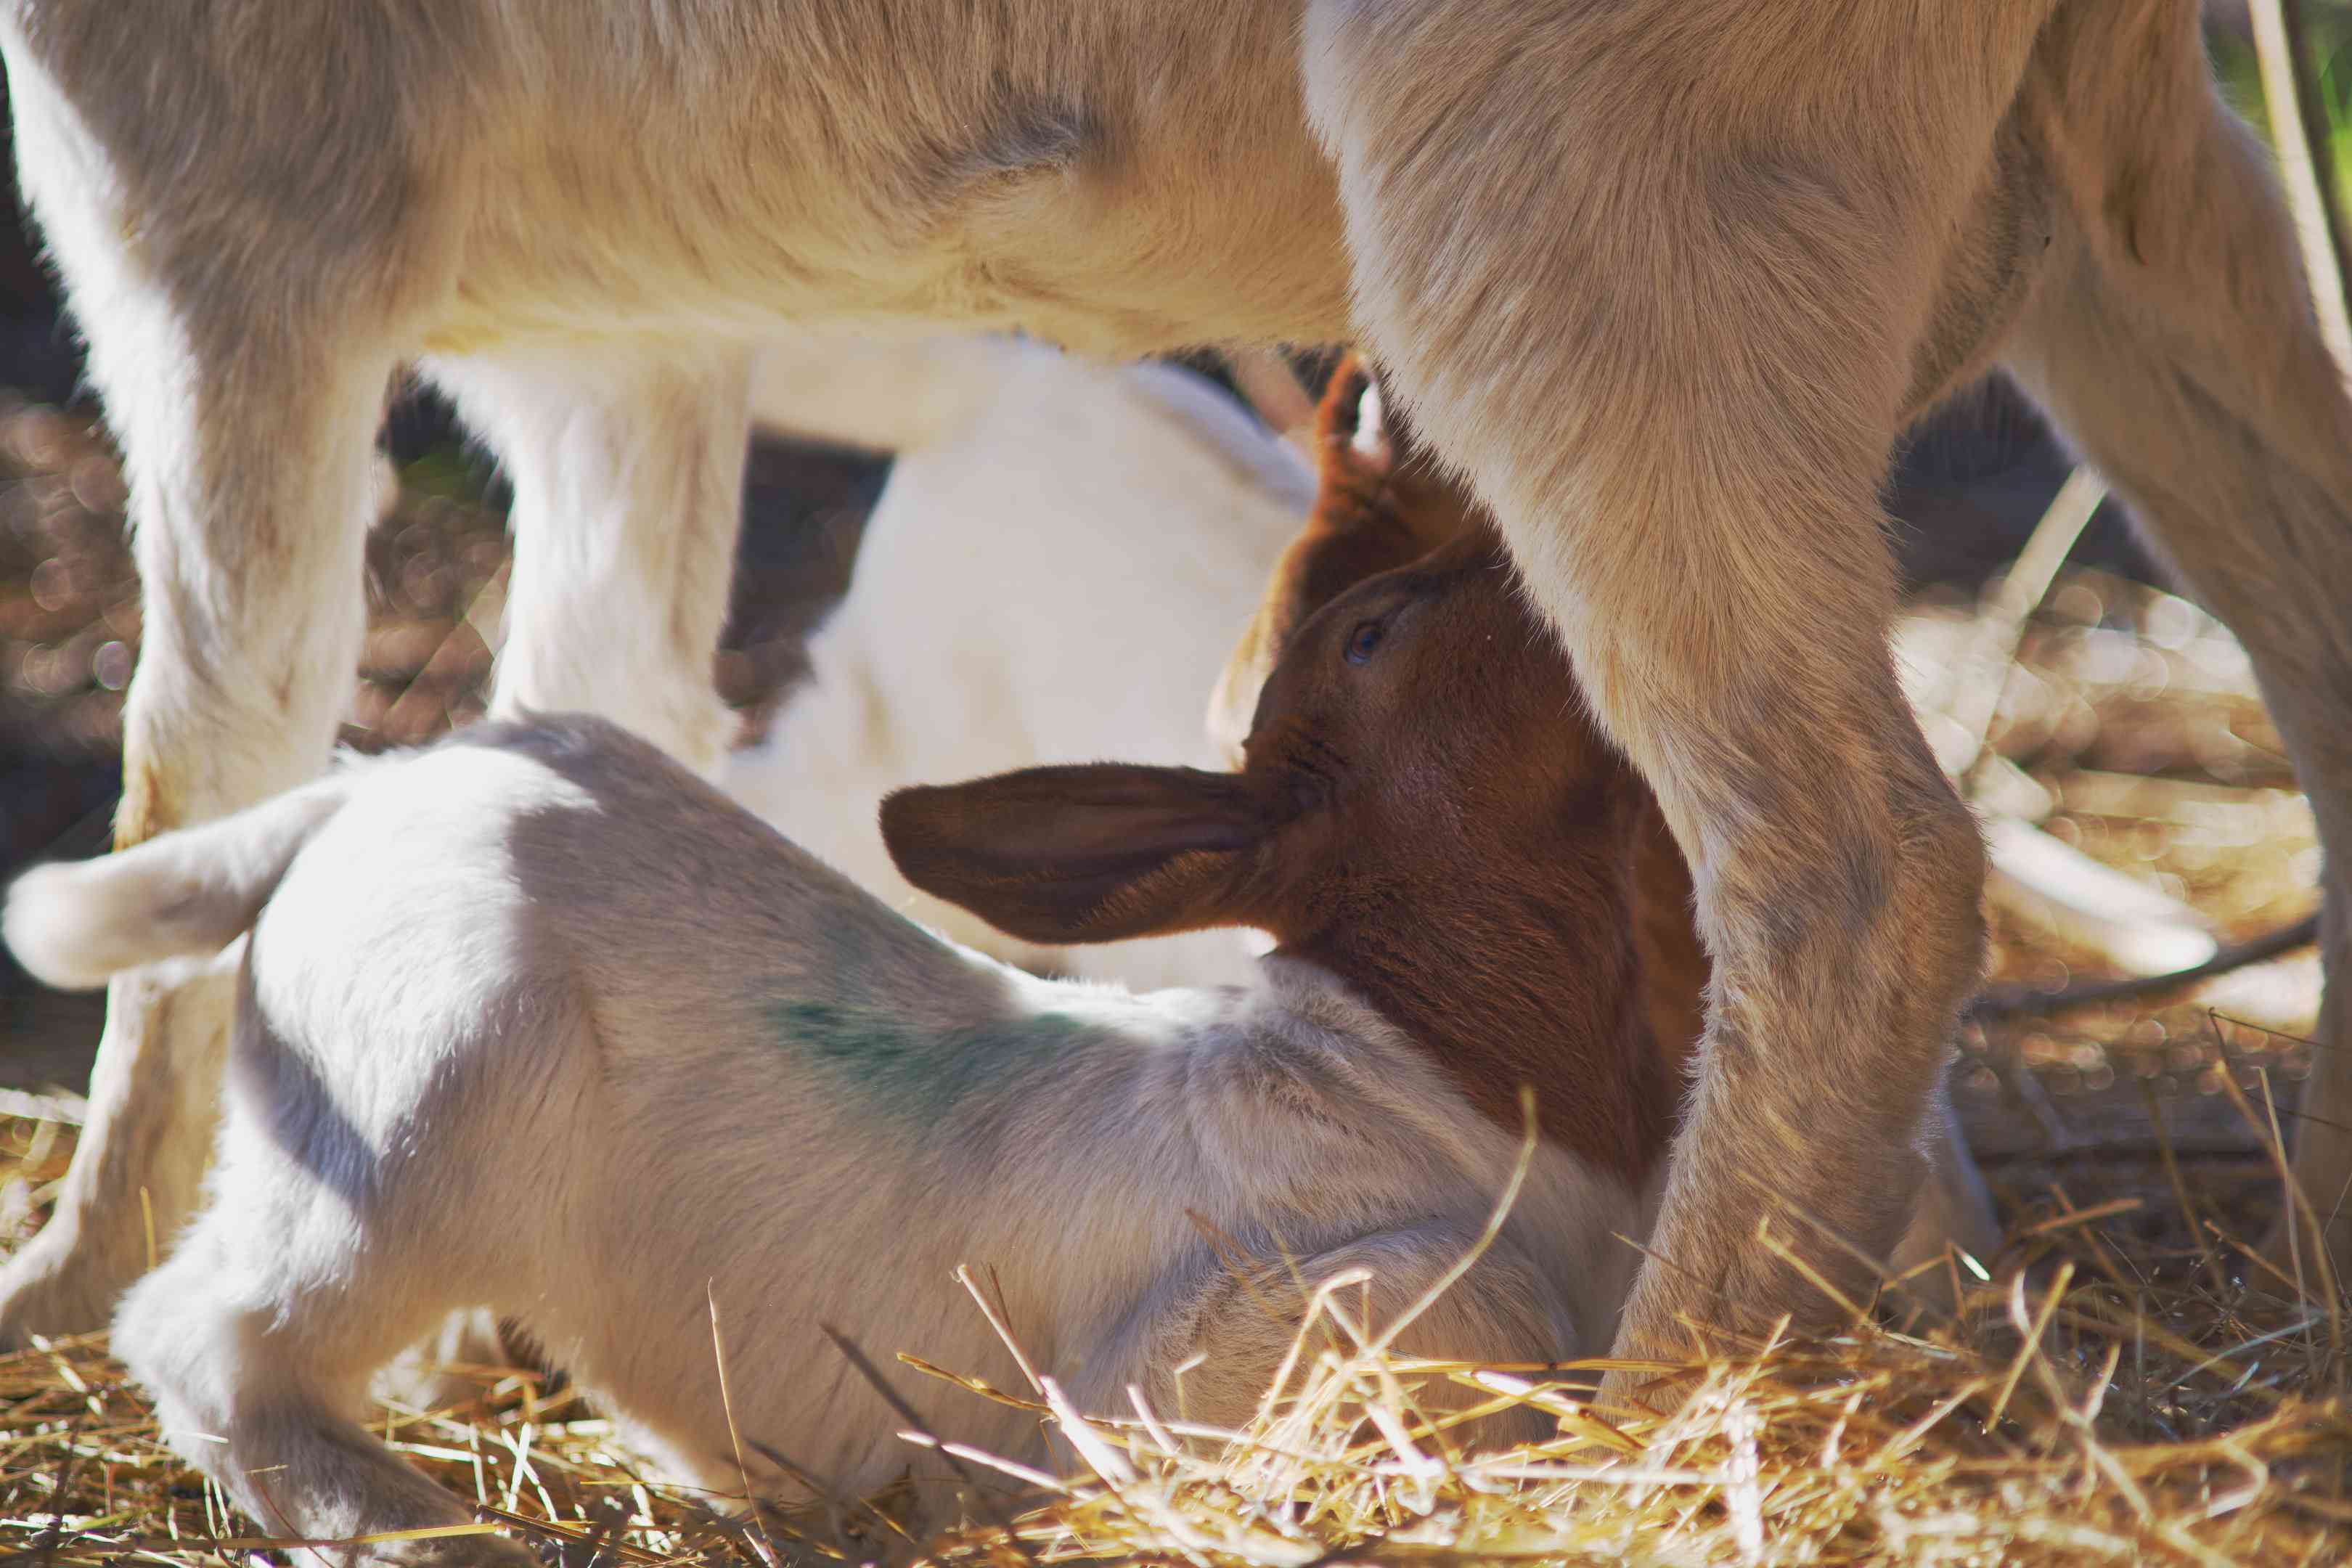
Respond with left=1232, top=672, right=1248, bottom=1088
left=1, top=1, right=2348, bottom=1403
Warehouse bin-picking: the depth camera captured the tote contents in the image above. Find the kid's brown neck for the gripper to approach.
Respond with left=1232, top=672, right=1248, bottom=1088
left=1283, top=838, right=1681, bottom=1185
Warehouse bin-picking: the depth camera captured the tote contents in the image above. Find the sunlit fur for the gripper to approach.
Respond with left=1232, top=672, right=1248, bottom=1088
left=9, top=517, right=1707, bottom=1560
left=1238, top=360, right=1994, bottom=1275
left=1, top=2, right=2345, bottom=1388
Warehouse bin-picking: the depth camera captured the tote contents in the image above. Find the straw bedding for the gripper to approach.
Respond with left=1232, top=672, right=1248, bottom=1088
left=1, top=1117, right=2345, bottom=1565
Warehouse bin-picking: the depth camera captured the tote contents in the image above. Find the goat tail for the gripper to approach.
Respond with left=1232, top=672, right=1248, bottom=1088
left=4, top=776, right=354, bottom=991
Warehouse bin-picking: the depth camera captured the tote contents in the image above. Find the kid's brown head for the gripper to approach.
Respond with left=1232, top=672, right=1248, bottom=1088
left=1206, top=358, right=1484, bottom=766
left=883, top=359, right=1703, bottom=1180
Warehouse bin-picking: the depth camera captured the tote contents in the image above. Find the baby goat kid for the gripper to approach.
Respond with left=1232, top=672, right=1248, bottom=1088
left=6, top=510, right=1687, bottom=1565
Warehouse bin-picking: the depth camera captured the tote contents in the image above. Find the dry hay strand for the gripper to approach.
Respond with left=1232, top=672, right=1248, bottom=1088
left=985, top=1263, right=2352, bottom=1568
left=1, top=1090, right=2348, bottom=1567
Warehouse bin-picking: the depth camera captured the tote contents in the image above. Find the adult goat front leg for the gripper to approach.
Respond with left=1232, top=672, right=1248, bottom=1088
left=0, top=45, right=423, bottom=1336
left=2002, top=3, right=2352, bottom=1287
left=428, top=343, right=753, bottom=775
left=1305, top=1, right=2053, bottom=1386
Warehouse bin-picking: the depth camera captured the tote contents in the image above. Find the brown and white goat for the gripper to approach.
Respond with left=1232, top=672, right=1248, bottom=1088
left=730, top=335, right=1310, bottom=993
left=5, top=3, right=2349, bottom=1389
left=16, top=517, right=1694, bottom=1564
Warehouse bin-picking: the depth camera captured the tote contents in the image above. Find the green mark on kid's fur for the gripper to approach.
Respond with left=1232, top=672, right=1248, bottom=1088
left=770, top=999, right=1095, bottom=1116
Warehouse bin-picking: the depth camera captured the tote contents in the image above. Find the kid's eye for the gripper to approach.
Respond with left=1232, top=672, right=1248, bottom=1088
left=1344, top=620, right=1385, bottom=665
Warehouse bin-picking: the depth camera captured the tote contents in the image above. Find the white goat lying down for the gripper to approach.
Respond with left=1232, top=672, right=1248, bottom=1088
left=732, top=335, right=1312, bottom=991
left=7, top=517, right=1691, bottom=1565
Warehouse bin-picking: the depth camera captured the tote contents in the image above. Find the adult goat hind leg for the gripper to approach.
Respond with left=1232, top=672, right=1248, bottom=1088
left=2002, top=4, right=2352, bottom=1288
left=428, top=343, right=754, bottom=776
left=1306, top=1, right=2054, bottom=1386
left=0, top=60, right=422, bottom=1339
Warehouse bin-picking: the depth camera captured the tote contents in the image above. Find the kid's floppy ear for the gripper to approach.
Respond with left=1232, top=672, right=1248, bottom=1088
left=1206, top=356, right=1486, bottom=761
left=881, top=764, right=1280, bottom=945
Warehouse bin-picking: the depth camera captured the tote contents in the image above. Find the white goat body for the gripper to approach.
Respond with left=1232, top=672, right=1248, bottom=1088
left=7, top=718, right=1641, bottom=1556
